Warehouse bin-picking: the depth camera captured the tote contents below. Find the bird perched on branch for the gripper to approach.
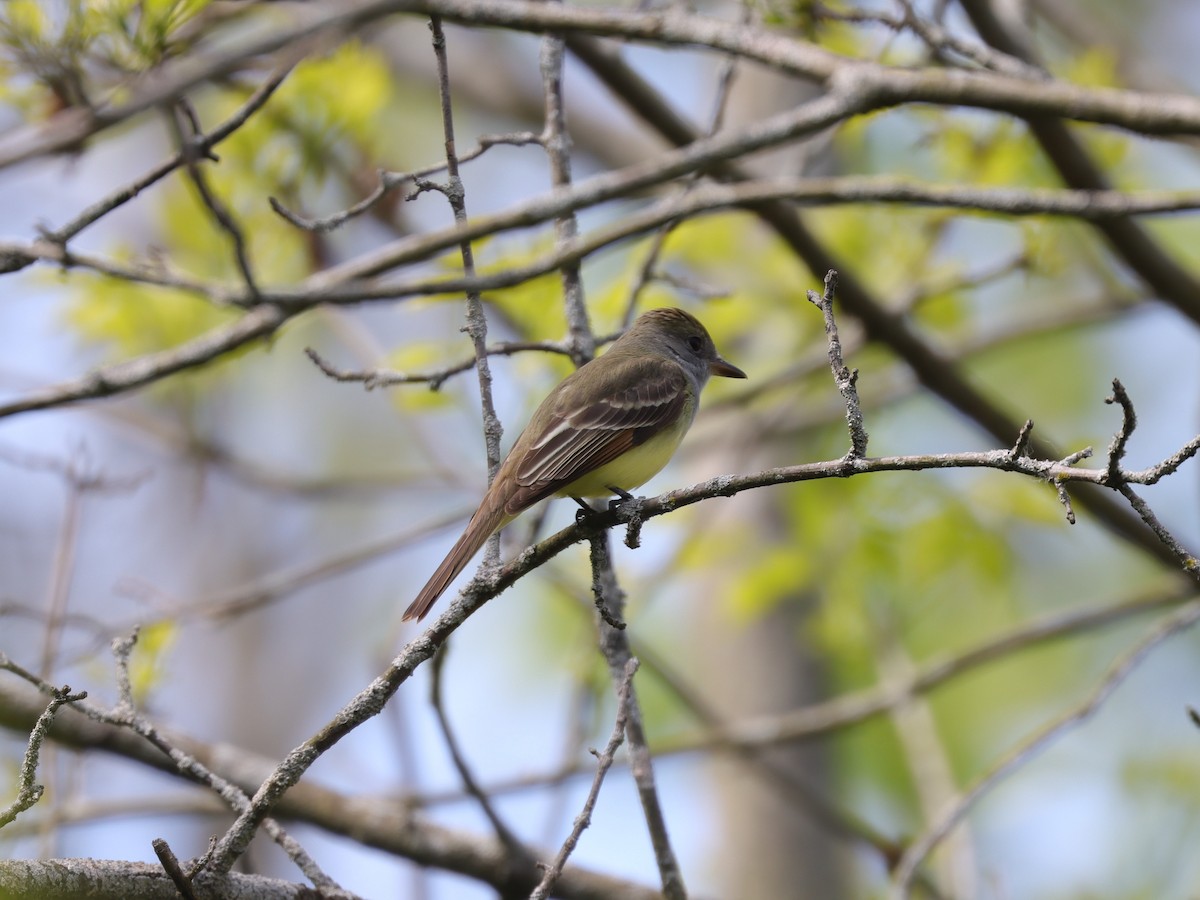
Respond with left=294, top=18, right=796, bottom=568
left=403, top=307, right=745, bottom=622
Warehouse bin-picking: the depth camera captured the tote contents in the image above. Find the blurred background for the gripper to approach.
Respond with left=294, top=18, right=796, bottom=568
left=2, top=0, right=1200, bottom=897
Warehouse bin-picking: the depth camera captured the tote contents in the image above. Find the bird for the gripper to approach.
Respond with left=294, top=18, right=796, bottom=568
left=402, top=307, right=745, bottom=622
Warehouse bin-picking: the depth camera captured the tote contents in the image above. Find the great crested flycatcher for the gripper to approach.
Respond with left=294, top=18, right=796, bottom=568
left=402, top=307, right=745, bottom=622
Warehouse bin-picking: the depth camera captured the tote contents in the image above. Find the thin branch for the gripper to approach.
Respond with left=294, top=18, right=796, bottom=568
left=593, top=584, right=1190, bottom=762
left=269, top=131, right=542, bottom=232
left=114, top=632, right=348, bottom=893
left=615, top=23, right=744, bottom=328
left=1104, top=377, right=1137, bottom=484
left=540, top=21, right=593, bottom=364
left=1, top=637, right=344, bottom=894
left=530, top=658, right=637, bottom=900
left=151, top=838, right=198, bottom=900
left=1128, top=435, right=1200, bottom=485
left=0, top=677, right=662, bottom=898
left=829, top=0, right=1043, bottom=78
left=38, top=60, right=296, bottom=246
left=1116, top=483, right=1200, bottom=575
left=592, top=534, right=687, bottom=899
left=0, top=678, right=86, bottom=828
left=303, top=340, right=577, bottom=392
left=306, top=124, right=1200, bottom=289
left=0, top=444, right=150, bottom=492
left=0, top=304, right=288, bottom=420
left=427, top=15, right=505, bottom=552
left=874, top=622, right=975, bottom=897
left=272, top=178, right=1200, bottom=310
left=0, top=794, right=229, bottom=840
left=168, top=99, right=261, bottom=300
left=587, top=535, right=626, bottom=630
left=7, top=172, right=1200, bottom=304
left=107, top=511, right=474, bottom=639
left=5, top=0, right=1200, bottom=182
left=1009, top=419, right=1034, bottom=459
left=406, top=0, right=1200, bottom=135
left=38, top=451, right=87, bottom=679
left=807, top=270, right=868, bottom=458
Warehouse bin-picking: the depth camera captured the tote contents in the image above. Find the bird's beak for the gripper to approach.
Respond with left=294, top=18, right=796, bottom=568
left=709, top=356, right=746, bottom=379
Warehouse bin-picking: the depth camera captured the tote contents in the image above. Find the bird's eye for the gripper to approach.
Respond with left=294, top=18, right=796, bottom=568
left=687, top=335, right=704, bottom=353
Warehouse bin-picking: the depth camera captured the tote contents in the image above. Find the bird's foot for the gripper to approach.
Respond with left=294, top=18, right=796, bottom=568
left=606, top=486, right=644, bottom=549
left=572, top=496, right=601, bottom=526
left=606, top=485, right=635, bottom=512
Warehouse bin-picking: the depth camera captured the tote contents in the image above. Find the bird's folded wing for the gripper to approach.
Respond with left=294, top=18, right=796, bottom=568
left=506, top=358, right=687, bottom=511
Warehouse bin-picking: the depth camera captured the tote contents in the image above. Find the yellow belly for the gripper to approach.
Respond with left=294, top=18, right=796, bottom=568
left=556, top=421, right=690, bottom=498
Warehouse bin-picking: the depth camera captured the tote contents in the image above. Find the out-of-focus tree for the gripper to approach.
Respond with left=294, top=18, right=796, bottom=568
left=1, top=1, right=1199, bottom=897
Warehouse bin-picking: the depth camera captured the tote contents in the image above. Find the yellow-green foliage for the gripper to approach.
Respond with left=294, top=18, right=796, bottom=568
left=2, top=0, right=51, bottom=43
left=736, top=474, right=1019, bottom=682
left=87, top=0, right=211, bottom=70
left=63, top=41, right=393, bottom=380
left=128, top=620, right=178, bottom=704
left=236, top=41, right=396, bottom=189
left=0, top=0, right=211, bottom=112
left=64, top=273, right=237, bottom=360
left=469, top=239, right=574, bottom=340
left=386, top=343, right=459, bottom=411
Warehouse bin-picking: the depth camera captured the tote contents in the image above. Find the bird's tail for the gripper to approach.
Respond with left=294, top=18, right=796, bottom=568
left=402, top=494, right=509, bottom=622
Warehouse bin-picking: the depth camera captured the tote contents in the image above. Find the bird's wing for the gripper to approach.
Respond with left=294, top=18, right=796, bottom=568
left=506, top=357, right=687, bottom=512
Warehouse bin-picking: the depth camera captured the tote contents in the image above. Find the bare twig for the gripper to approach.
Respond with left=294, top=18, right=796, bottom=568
left=168, top=99, right=262, bottom=299
left=269, top=131, right=542, bottom=233
left=39, top=60, right=296, bottom=246
left=540, top=25, right=594, bottom=364
left=426, top=16, right=505, bottom=567
left=1126, top=435, right=1200, bottom=485
left=1009, top=419, right=1034, bottom=459
left=530, top=657, right=638, bottom=900
left=111, top=632, right=348, bottom=892
left=874, top=623, right=975, bottom=897
left=591, top=534, right=687, bottom=899
left=582, top=585, right=1192, bottom=763
left=869, top=0, right=1044, bottom=78
left=958, top=0, right=1200, bottom=354
left=0, top=673, right=661, bottom=897
left=0, top=677, right=86, bottom=829
left=39, top=455, right=85, bottom=680
left=1104, top=377, right=1137, bottom=484
left=151, top=838, right=198, bottom=900
left=1116, top=483, right=1200, bottom=575
left=0, top=304, right=288, bottom=420
left=0, top=633, right=348, bottom=893
left=587, top=535, right=626, bottom=630
left=120, top=511, right=471, bottom=628
left=0, top=794, right=229, bottom=840
left=110, top=631, right=138, bottom=716
left=2, top=170, right=1198, bottom=417
left=304, top=340, right=577, bottom=392
left=807, top=270, right=868, bottom=458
